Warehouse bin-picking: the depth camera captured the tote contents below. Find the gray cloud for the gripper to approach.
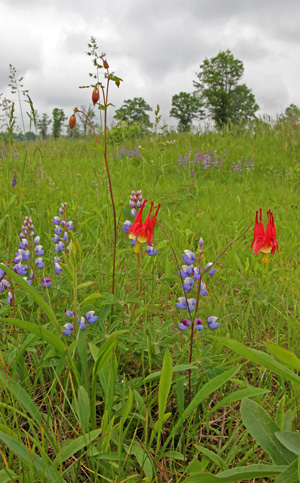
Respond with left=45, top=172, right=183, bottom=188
left=1, top=0, right=300, bottom=131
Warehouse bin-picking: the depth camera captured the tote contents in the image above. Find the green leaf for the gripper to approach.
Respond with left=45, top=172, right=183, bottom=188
left=265, top=343, right=300, bottom=370
left=241, top=398, right=296, bottom=465
left=207, top=387, right=269, bottom=415
left=77, top=281, right=94, bottom=290
left=275, top=432, right=300, bottom=455
left=194, top=444, right=228, bottom=471
left=0, top=318, right=66, bottom=353
left=0, top=430, right=63, bottom=482
left=158, top=349, right=173, bottom=425
left=216, top=464, right=287, bottom=481
left=276, top=458, right=299, bottom=483
left=52, top=429, right=101, bottom=467
left=185, top=474, right=219, bottom=482
left=215, top=336, right=300, bottom=386
left=0, top=264, right=59, bottom=332
left=77, top=386, right=90, bottom=433
left=162, top=366, right=240, bottom=451
left=0, top=469, right=17, bottom=483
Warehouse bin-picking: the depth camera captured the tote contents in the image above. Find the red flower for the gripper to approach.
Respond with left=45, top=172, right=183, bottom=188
left=69, top=114, right=76, bottom=130
left=127, top=200, right=161, bottom=246
left=128, top=199, right=148, bottom=240
left=251, top=209, right=278, bottom=255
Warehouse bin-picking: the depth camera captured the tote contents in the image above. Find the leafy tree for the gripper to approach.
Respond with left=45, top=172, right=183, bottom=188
left=283, top=103, right=300, bottom=124
left=52, top=108, right=66, bottom=140
left=37, top=113, right=51, bottom=140
left=193, top=50, right=259, bottom=127
left=114, top=97, right=153, bottom=131
left=170, top=92, right=204, bottom=131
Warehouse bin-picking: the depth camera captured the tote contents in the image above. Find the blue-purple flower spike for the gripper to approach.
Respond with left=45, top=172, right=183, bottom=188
left=182, top=250, right=196, bottom=266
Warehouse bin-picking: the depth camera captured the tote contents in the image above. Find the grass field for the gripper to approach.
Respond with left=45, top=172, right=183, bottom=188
left=0, top=120, right=299, bottom=482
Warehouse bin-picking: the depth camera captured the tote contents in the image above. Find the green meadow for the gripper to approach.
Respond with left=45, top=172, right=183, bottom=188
left=0, top=120, right=299, bottom=482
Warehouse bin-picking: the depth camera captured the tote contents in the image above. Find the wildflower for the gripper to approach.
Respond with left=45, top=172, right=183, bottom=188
left=128, top=199, right=148, bottom=240
left=182, top=277, right=194, bottom=294
left=251, top=209, right=278, bottom=255
left=195, top=318, right=204, bottom=331
left=122, top=220, right=132, bottom=234
left=42, top=278, right=51, bottom=288
left=65, top=309, right=75, bottom=317
left=85, top=310, right=98, bottom=324
left=54, top=262, right=62, bottom=275
left=92, top=87, right=100, bottom=105
left=146, top=245, right=158, bottom=256
left=35, top=258, right=45, bottom=269
left=178, top=264, right=194, bottom=279
left=79, top=317, right=86, bottom=330
left=35, top=245, right=44, bottom=256
left=137, top=203, right=161, bottom=246
left=175, top=297, right=196, bottom=311
left=207, top=316, right=220, bottom=330
left=63, top=323, right=74, bottom=336
left=182, top=250, right=196, bottom=266
left=66, top=221, right=73, bottom=230
left=8, top=292, right=12, bottom=305
left=11, top=174, right=17, bottom=187
left=178, top=318, right=192, bottom=331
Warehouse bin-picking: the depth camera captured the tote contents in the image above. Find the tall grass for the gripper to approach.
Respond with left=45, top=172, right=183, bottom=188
left=0, top=120, right=299, bottom=482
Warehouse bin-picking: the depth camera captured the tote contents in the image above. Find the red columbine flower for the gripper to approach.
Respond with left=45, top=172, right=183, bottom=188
left=128, top=199, right=148, bottom=240
left=251, top=209, right=278, bottom=255
left=92, top=87, right=100, bottom=106
left=138, top=203, right=161, bottom=246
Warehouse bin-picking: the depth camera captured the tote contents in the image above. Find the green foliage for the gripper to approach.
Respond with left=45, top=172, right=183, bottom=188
left=114, top=96, right=153, bottom=131
left=51, top=107, right=67, bottom=139
left=37, top=112, right=51, bottom=139
left=193, top=49, right=259, bottom=127
left=170, top=91, right=205, bottom=131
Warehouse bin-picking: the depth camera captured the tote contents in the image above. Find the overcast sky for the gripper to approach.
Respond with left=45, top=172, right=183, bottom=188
left=1, top=0, right=300, bottom=132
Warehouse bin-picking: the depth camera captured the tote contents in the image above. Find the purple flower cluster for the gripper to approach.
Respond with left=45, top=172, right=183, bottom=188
left=1, top=146, right=7, bottom=161
left=52, top=203, right=73, bottom=272
left=62, top=309, right=98, bottom=335
left=178, top=149, right=226, bottom=170
left=11, top=173, right=17, bottom=187
left=231, top=157, right=255, bottom=172
left=176, top=238, right=219, bottom=333
left=116, top=146, right=140, bottom=159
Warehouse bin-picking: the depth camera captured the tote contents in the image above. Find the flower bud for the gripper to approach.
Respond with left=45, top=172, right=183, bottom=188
left=69, top=114, right=76, bottom=130
left=103, top=59, right=109, bottom=69
left=92, top=87, right=100, bottom=106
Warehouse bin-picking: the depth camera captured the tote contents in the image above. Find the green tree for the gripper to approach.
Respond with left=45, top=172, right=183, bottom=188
left=37, top=113, right=51, bottom=140
left=193, top=50, right=259, bottom=128
left=283, top=103, right=300, bottom=124
left=52, top=108, right=66, bottom=140
left=114, top=97, right=153, bottom=131
left=170, top=92, right=204, bottom=132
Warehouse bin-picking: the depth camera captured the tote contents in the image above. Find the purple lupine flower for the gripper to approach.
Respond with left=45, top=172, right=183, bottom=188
left=130, top=208, right=137, bottom=218
left=11, top=174, right=17, bottom=187
left=182, top=250, right=196, bottom=266
left=19, top=249, right=30, bottom=261
left=178, top=264, right=194, bottom=279
left=42, top=278, right=51, bottom=288
left=54, top=226, right=63, bottom=236
left=52, top=235, right=60, bottom=244
left=12, top=253, right=23, bottom=264
left=79, top=316, right=86, bottom=330
left=66, top=221, right=73, bottom=230
left=200, top=280, right=208, bottom=296
left=175, top=297, right=196, bottom=311
left=146, top=245, right=158, bottom=256
left=207, top=316, right=220, bottom=330
left=54, top=262, right=62, bottom=275
left=193, top=267, right=201, bottom=281
left=183, top=277, right=194, bottom=294
left=65, top=309, right=75, bottom=317
left=19, top=239, right=29, bottom=249
left=35, top=245, right=44, bottom=257
left=63, top=323, right=74, bottom=336
left=178, top=318, right=192, bottom=331
left=130, top=239, right=137, bottom=247
left=35, top=258, right=45, bottom=269
left=23, top=277, right=32, bottom=285
left=8, top=292, right=12, bottom=305
left=0, top=268, right=6, bottom=281
left=34, top=235, right=40, bottom=244
left=122, top=220, right=132, bottom=234
left=55, top=241, right=65, bottom=253
left=195, top=317, right=204, bottom=331
left=199, top=237, right=204, bottom=247
left=85, top=311, right=98, bottom=324
left=52, top=216, right=61, bottom=225
left=13, top=263, right=28, bottom=275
